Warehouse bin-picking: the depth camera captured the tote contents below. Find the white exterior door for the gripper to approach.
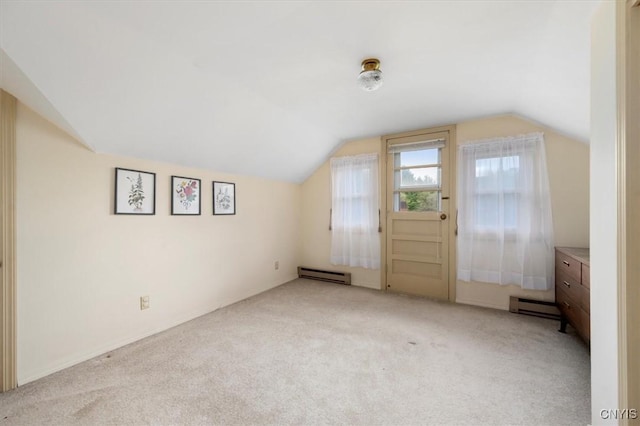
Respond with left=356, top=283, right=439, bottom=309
left=385, top=130, right=451, bottom=300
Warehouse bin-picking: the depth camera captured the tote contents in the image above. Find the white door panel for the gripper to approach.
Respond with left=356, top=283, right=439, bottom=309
left=385, top=130, right=451, bottom=300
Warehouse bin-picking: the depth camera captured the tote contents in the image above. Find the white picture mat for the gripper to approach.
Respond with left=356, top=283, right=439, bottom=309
left=172, top=176, right=201, bottom=215
left=115, top=168, right=155, bottom=214
left=213, top=182, right=235, bottom=215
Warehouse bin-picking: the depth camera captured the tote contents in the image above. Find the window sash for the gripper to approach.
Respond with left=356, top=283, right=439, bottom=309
left=391, top=146, right=443, bottom=212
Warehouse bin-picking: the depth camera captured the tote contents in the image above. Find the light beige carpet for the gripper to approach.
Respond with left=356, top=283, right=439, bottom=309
left=0, top=279, right=590, bottom=425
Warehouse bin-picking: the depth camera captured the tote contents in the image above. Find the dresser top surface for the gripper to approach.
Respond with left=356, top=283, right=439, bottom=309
left=556, top=247, right=590, bottom=265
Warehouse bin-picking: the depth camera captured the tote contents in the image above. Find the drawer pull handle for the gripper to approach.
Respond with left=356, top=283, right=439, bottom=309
left=564, top=301, right=571, bottom=308
left=563, top=281, right=571, bottom=288
left=563, top=260, right=570, bottom=266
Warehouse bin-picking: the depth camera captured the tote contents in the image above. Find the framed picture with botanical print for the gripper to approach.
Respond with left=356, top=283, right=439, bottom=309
left=213, top=181, right=235, bottom=215
left=171, top=176, right=201, bottom=215
left=114, top=168, right=156, bottom=215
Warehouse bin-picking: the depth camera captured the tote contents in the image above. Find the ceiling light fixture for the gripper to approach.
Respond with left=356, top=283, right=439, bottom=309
left=357, top=58, right=383, bottom=92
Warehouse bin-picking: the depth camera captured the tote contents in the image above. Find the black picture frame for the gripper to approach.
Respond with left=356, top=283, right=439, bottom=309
left=171, top=175, right=202, bottom=216
left=114, top=167, right=156, bottom=215
left=213, top=181, right=236, bottom=215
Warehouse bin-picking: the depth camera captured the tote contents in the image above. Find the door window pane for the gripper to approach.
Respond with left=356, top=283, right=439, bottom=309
left=395, top=191, right=440, bottom=212
left=399, top=149, right=439, bottom=167
left=396, top=167, right=440, bottom=188
left=393, top=147, right=443, bottom=212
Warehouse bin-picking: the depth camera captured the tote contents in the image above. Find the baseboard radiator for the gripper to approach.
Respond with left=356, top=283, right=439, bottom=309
left=509, top=296, right=560, bottom=320
left=297, top=267, right=351, bottom=285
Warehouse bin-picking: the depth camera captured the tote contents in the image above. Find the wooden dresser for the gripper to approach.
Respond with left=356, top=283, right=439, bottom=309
left=555, top=247, right=590, bottom=345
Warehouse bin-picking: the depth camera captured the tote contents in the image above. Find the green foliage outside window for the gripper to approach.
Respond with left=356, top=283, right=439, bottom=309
left=402, top=191, right=438, bottom=211
left=400, top=169, right=439, bottom=212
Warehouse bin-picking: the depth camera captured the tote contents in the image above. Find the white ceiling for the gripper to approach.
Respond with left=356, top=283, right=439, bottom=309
left=0, top=1, right=600, bottom=183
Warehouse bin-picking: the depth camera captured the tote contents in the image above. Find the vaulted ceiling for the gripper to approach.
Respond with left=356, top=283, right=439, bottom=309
left=0, top=1, right=600, bottom=183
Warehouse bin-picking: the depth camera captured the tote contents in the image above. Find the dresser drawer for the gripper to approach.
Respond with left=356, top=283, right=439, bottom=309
left=580, top=309, right=590, bottom=342
left=582, top=264, right=590, bottom=289
left=556, top=268, right=583, bottom=305
left=581, top=287, right=590, bottom=314
left=555, top=247, right=589, bottom=346
left=556, top=251, right=582, bottom=283
left=556, top=287, right=582, bottom=331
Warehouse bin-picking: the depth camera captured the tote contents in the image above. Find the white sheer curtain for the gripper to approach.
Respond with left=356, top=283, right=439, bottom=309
left=330, top=153, right=380, bottom=269
left=457, top=133, right=554, bottom=290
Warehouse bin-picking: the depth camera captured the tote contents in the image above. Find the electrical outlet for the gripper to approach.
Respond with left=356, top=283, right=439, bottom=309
left=274, top=261, right=279, bottom=270
left=140, top=295, right=150, bottom=310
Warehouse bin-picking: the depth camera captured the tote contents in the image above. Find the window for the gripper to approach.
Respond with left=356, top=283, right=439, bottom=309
left=473, top=154, right=520, bottom=231
left=457, top=133, right=554, bottom=290
left=330, top=153, right=380, bottom=269
left=389, top=140, right=444, bottom=212
left=332, top=168, right=372, bottom=231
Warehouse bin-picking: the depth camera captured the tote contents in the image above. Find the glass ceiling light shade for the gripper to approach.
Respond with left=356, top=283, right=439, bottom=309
left=357, top=58, right=383, bottom=91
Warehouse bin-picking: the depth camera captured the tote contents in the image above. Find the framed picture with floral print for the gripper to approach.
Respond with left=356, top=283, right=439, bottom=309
left=213, top=181, right=235, bottom=215
left=114, top=167, right=156, bottom=215
left=171, top=176, right=201, bottom=215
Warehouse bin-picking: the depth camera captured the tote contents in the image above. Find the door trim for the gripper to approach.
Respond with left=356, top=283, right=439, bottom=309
left=617, top=0, right=639, bottom=419
left=0, top=90, right=18, bottom=392
left=381, top=124, right=457, bottom=302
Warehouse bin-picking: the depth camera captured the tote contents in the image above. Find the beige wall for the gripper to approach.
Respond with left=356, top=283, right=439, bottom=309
left=16, top=103, right=302, bottom=384
left=301, top=137, right=383, bottom=289
left=300, top=115, right=589, bottom=309
left=455, top=115, right=590, bottom=310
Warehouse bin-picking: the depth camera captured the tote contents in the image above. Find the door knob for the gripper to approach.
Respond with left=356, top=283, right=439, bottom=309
left=440, top=213, right=447, bottom=220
